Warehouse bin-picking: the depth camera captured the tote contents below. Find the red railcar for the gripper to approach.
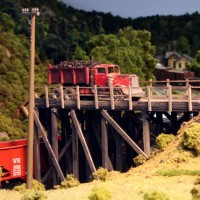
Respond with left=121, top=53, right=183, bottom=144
left=0, top=139, right=47, bottom=188
left=0, top=139, right=27, bottom=187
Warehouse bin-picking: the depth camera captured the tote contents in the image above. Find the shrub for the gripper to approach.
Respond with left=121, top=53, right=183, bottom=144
left=92, top=167, right=109, bottom=181
left=88, top=186, right=111, bottom=200
left=143, top=191, right=169, bottom=200
left=182, top=123, right=200, bottom=155
left=133, top=154, right=147, bottom=166
left=156, top=133, right=175, bottom=150
left=21, top=190, right=47, bottom=200
left=54, top=174, right=80, bottom=189
left=195, top=177, right=200, bottom=185
left=14, top=179, right=45, bottom=193
left=191, top=186, right=200, bottom=200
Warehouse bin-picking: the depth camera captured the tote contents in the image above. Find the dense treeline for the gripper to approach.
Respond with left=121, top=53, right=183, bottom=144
left=0, top=0, right=200, bottom=138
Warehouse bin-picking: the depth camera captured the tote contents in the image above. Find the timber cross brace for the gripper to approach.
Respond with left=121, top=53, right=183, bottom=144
left=31, top=108, right=151, bottom=187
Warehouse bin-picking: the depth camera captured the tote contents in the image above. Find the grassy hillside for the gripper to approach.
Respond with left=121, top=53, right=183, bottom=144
left=2, top=114, right=200, bottom=200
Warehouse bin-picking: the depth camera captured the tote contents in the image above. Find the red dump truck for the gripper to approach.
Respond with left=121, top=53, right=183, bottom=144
left=48, top=60, right=144, bottom=100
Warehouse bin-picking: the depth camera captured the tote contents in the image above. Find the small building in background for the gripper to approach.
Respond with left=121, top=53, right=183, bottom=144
left=166, top=51, right=193, bottom=71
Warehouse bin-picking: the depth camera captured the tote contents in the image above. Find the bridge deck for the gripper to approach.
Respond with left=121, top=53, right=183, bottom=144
left=34, top=82, right=200, bottom=112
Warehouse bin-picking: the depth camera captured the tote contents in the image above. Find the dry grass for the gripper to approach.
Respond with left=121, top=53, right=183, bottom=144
left=2, top=115, right=200, bottom=200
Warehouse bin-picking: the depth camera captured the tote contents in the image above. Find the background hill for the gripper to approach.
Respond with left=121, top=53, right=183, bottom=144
left=0, top=0, right=200, bottom=138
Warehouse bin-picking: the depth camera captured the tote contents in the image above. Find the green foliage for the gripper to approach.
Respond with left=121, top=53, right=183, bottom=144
left=143, top=191, right=169, bottom=200
left=92, top=167, right=109, bottom=181
left=182, top=123, right=200, bottom=155
left=156, top=169, right=200, bottom=177
left=13, top=179, right=45, bottom=193
left=54, top=174, right=80, bottom=189
left=191, top=186, right=200, bottom=200
left=194, top=177, right=200, bottom=185
left=82, top=27, right=157, bottom=80
left=187, top=51, right=200, bottom=77
left=88, top=186, right=111, bottom=200
left=155, top=133, right=175, bottom=150
left=21, top=190, right=47, bottom=200
left=133, top=154, right=147, bottom=166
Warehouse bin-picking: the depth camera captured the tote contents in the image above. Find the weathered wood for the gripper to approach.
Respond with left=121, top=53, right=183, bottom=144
left=51, top=108, right=59, bottom=184
left=34, top=110, right=65, bottom=182
left=72, top=124, right=79, bottom=179
left=100, top=110, right=148, bottom=158
left=147, top=85, right=152, bottom=111
left=101, top=116, right=109, bottom=169
left=110, top=85, right=114, bottom=110
left=76, top=86, right=80, bottom=110
left=168, top=85, right=172, bottom=112
left=142, top=113, right=150, bottom=156
left=60, top=85, right=64, bottom=109
left=188, top=85, right=192, bottom=111
left=42, top=138, right=72, bottom=183
left=94, top=85, right=99, bottom=109
left=34, top=109, right=41, bottom=182
left=35, top=97, right=200, bottom=112
left=128, top=86, right=132, bottom=110
left=70, top=110, right=97, bottom=173
left=45, top=85, right=49, bottom=108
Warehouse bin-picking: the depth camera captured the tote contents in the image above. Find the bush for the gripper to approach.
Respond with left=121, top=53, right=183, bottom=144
left=54, top=174, right=80, bottom=189
left=156, top=133, right=175, bottom=150
left=191, top=186, right=200, bottom=200
left=21, top=190, right=47, bottom=200
left=14, top=179, right=45, bottom=193
left=133, top=154, right=147, bottom=166
left=143, top=191, right=169, bottom=200
left=182, top=123, right=200, bottom=155
left=195, top=177, right=200, bottom=185
left=92, top=167, right=109, bottom=181
left=88, top=186, right=111, bottom=200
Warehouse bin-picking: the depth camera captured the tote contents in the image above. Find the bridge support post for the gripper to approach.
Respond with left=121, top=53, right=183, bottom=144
left=142, top=112, right=150, bottom=156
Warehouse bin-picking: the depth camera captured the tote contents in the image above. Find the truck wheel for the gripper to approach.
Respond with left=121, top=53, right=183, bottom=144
left=64, top=88, right=76, bottom=100
left=114, top=88, right=124, bottom=101
left=52, top=89, right=60, bottom=98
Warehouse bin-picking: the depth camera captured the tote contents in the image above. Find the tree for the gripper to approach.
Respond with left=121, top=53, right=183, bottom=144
left=187, top=50, right=200, bottom=77
left=177, top=36, right=191, bottom=55
left=80, top=27, right=157, bottom=80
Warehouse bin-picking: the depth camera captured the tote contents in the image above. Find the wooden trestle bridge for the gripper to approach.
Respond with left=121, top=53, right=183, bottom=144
left=21, top=79, right=200, bottom=187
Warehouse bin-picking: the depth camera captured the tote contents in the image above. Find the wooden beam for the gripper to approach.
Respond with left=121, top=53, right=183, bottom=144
left=168, top=85, right=172, bottom=112
left=76, top=86, right=80, bottom=110
left=101, top=110, right=148, bottom=158
left=60, top=85, right=64, bottom=109
left=51, top=108, right=59, bottom=184
left=70, top=110, right=96, bottom=173
left=110, top=85, right=114, bottom=110
left=34, top=110, right=65, bottom=182
left=42, top=138, right=72, bottom=183
left=147, top=85, right=152, bottom=111
left=45, top=85, right=49, bottom=108
left=72, top=123, right=79, bottom=180
left=188, top=85, right=192, bottom=111
left=128, top=86, right=132, bottom=110
left=101, top=116, right=109, bottom=169
left=142, top=113, right=150, bottom=156
left=34, top=109, right=41, bottom=182
left=94, top=85, right=99, bottom=109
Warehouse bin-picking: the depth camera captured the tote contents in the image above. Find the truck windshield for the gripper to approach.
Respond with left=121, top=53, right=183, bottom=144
left=108, top=67, right=114, bottom=73
left=114, top=66, right=119, bottom=73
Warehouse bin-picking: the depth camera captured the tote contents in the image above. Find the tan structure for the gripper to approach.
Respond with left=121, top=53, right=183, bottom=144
left=167, top=51, right=192, bottom=71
